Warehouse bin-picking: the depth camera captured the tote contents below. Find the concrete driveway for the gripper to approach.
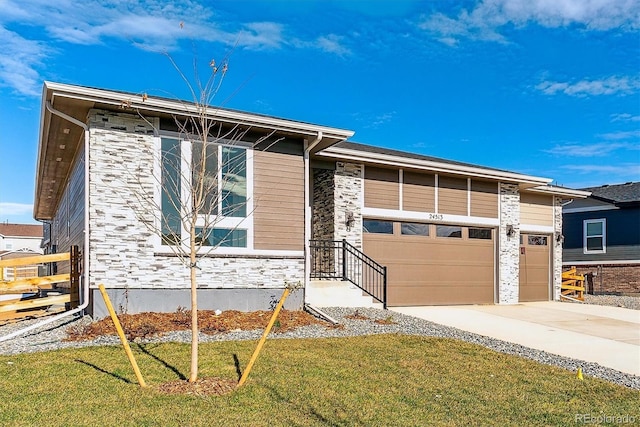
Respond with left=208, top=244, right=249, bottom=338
left=391, top=301, right=640, bottom=376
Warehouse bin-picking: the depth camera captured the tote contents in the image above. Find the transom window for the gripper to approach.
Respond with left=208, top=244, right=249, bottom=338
left=160, top=137, right=250, bottom=248
left=363, top=219, right=393, bottom=234
left=401, top=222, right=429, bottom=236
left=469, top=227, right=492, bottom=240
left=436, top=225, right=462, bottom=238
left=528, top=235, right=548, bottom=246
left=584, top=219, right=606, bottom=254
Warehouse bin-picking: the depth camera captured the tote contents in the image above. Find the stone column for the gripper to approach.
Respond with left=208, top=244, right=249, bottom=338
left=333, top=162, right=363, bottom=250
left=552, top=196, right=563, bottom=301
left=498, top=183, right=520, bottom=304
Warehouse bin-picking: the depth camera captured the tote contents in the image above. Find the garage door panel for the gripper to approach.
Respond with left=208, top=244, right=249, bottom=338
left=389, top=283, right=494, bottom=306
left=364, top=222, right=495, bottom=306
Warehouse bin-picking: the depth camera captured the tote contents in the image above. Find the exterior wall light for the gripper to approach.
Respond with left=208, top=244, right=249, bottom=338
left=506, top=224, right=515, bottom=237
left=345, top=211, right=355, bottom=231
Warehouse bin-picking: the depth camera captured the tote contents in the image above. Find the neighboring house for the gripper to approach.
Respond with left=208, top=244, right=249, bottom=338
left=0, top=223, right=44, bottom=279
left=34, top=82, right=588, bottom=316
left=0, top=223, right=43, bottom=253
left=563, top=182, right=640, bottom=295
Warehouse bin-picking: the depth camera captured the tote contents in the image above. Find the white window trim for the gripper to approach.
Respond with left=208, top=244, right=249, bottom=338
left=155, top=135, right=255, bottom=255
left=583, top=218, right=606, bottom=254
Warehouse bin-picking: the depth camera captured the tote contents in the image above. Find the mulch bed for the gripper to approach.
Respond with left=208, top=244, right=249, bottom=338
left=65, top=309, right=330, bottom=341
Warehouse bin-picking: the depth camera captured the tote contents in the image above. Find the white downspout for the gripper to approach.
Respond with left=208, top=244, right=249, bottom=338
left=303, top=132, right=323, bottom=305
left=0, top=103, right=90, bottom=342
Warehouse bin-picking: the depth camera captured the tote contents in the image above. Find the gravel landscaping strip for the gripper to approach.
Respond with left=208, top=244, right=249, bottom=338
left=1, top=297, right=638, bottom=390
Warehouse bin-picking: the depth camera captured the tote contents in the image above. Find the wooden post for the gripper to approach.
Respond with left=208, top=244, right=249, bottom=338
left=98, top=284, right=147, bottom=388
left=237, top=288, right=290, bottom=388
left=69, top=246, right=80, bottom=308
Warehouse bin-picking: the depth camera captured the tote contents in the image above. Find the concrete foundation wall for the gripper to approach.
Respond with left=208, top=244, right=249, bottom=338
left=89, top=287, right=304, bottom=318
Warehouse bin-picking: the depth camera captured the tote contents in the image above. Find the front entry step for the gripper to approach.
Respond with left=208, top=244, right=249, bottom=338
left=306, top=280, right=383, bottom=308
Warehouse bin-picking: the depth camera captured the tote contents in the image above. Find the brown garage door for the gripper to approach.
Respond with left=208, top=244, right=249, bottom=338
left=519, top=234, right=551, bottom=302
left=363, top=220, right=495, bottom=306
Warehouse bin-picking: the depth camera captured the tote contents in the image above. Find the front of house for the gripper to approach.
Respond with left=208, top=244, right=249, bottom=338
left=34, top=82, right=587, bottom=316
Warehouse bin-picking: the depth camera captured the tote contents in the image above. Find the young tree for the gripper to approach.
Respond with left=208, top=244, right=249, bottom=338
left=128, top=56, right=277, bottom=382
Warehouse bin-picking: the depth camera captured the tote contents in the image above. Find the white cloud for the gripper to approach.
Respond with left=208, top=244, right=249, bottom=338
left=0, top=202, right=33, bottom=216
left=611, top=113, right=640, bottom=122
left=598, top=130, right=640, bottom=140
left=418, top=0, right=640, bottom=45
left=315, top=34, right=351, bottom=56
left=0, top=0, right=346, bottom=96
left=0, top=26, right=49, bottom=96
left=536, top=76, right=640, bottom=97
left=544, top=142, right=630, bottom=157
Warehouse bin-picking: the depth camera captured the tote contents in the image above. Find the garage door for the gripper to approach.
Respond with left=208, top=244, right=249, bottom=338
left=519, top=234, right=551, bottom=301
left=363, top=220, right=495, bottom=306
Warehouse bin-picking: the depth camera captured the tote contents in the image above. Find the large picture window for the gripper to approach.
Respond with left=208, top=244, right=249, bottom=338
left=584, top=219, right=606, bottom=254
left=161, top=137, right=251, bottom=249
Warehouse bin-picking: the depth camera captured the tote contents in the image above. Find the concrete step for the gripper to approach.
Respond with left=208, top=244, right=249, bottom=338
left=306, top=280, right=383, bottom=308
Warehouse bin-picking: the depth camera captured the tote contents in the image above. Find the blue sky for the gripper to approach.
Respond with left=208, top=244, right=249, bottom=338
left=1, top=0, right=639, bottom=224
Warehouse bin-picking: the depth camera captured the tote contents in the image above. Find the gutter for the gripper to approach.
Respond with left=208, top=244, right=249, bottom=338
left=303, top=132, right=323, bottom=304
left=1, top=103, right=91, bottom=342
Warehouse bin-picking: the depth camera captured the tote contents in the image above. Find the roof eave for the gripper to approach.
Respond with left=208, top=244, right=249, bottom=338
left=526, top=185, right=591, bottom=198
left=42, top=81, right=354, bottom=141
left=317, top=146, right=552, bottom=185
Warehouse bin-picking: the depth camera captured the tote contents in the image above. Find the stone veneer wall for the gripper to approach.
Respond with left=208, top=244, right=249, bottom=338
left=552, top=196, right=563, bottom=301
left=334, top=162, right=363, bottom=250
left=498, top=183, right=520, bottom=304
left=87, top=109, right=304, bottom=311
left=311, top=169, right=335, bottom=241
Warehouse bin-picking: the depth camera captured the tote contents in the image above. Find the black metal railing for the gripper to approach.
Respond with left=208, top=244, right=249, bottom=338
left=309, top=239, right=387, bottom=308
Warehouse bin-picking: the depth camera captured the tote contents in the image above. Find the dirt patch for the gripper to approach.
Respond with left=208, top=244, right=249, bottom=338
left=65, top=309, right=329, bottom=341
left=156, top=377, right=238, bottom=396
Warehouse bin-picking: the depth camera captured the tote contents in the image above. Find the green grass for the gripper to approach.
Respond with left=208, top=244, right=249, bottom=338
left=1, top=334, right=638, bottom=426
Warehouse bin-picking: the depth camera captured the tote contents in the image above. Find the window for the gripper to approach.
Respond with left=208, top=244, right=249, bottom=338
left=161, top=138, right=182, bottom=245
left=401, top=222, right=429, bottom=236
left=528, top=235, right=548, bottom=246
left=584, top=219, right=606, bottom=253
left=161, top=137, right=251, bottom=249
left=469, top=228, right=492, bottom=240
left=363, top=219, right=393, bottom=234
left=436, top=225, right=462, bottom=238
left=196, top=228, right=247, bottom=247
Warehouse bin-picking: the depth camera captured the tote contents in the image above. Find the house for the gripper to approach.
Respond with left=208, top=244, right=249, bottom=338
left=34, top=82, right=588, bottom=317
left=0, top=223, right=43, bottom=253
left=562, top=182, right=640, bottom=295
left=0, top=223, right=44, bottom=279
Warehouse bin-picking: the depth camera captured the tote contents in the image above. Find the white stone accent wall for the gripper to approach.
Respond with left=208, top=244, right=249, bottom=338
left=498, top=183, right=520, bottom=304
left=87, top=109, right=303, bottom=291
left=552, top=196, right=563, bottom=301
left=334, top=162, right=363, bottom=250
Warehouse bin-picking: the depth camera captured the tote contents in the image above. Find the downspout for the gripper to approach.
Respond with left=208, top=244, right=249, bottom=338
left=0, top=102, right=90, bottom=342
left=303, top=132, right=323, bottom=305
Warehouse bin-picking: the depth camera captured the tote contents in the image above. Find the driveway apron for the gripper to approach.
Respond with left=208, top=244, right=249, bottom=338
left=392, top=301, right=640, bottom=376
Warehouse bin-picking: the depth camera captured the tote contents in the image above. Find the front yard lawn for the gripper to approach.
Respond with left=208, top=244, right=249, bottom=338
left=1, top=334, right=638, bottom=426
